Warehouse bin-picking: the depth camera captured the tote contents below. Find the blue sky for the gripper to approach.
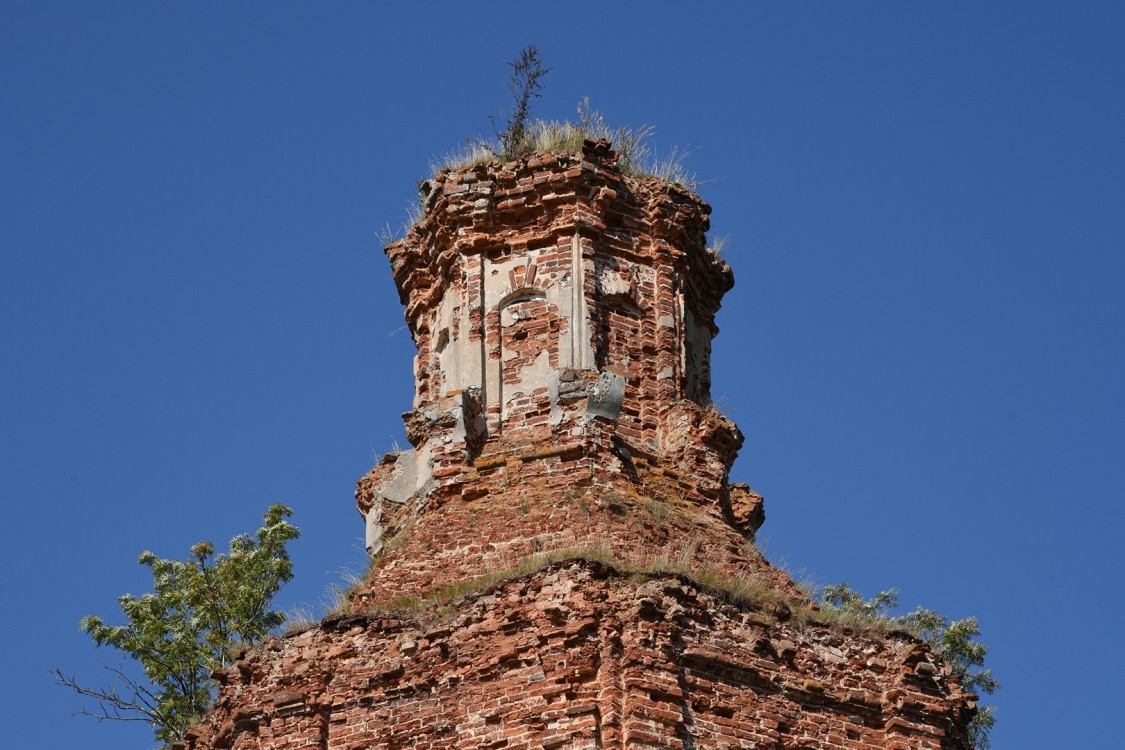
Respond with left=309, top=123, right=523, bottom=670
left=2, top=2, right=1122, bottom=747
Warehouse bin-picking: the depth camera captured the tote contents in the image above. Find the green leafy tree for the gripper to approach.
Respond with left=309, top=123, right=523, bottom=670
left=821, top=584, right=999, bottom=749
left=822, top=582, right=901, bottom=619
left=53, top=504, right=299, bottom=748
left=899, top=605, right=999, bottom=748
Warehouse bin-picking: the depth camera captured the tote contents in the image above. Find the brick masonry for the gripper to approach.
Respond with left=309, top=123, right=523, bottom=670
left=183, top=141, right=979, bottom=748
left=186, top=561, right=976, bottom=750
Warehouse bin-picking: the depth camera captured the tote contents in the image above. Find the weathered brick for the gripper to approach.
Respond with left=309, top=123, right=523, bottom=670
left=185, top=143, right=976, bottom=748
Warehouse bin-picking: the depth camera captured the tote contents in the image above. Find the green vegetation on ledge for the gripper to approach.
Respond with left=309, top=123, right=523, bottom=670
left=313, top=549, right=994, bottom=748
left=432, top=97, right=696, bottom=188
left=380, top=46, right=703, bottom=246
left=820, top=583, right=999, bottom=749
left=431, top=45, right=695, bottom=185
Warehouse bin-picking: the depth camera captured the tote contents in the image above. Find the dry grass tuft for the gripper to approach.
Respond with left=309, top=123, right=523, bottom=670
left=434, top=98, right=697, bottom=188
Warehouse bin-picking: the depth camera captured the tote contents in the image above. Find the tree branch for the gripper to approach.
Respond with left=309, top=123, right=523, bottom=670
left=51, top=665, right=166, bottom=727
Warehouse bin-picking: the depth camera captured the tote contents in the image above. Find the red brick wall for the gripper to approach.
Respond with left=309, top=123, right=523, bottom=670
left=185, top=562, right=975, bottom=750
left=181, top=144, right=978, bottom=748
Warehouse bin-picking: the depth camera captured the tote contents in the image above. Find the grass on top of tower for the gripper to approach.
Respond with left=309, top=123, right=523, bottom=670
left=430, top=97, right=697, bottom=189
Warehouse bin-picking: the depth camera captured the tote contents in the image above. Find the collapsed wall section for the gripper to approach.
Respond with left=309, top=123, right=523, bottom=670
left=184, top=561, right=977, bottom=750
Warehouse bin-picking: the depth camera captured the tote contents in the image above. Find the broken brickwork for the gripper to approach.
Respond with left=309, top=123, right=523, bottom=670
left=354, top=141, right=766, bottom=607
left=186, top=562, right=977, bottom=750
left=183, top=141, right=980, bottom=748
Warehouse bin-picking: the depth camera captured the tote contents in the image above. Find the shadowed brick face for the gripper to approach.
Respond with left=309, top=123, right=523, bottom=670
left=183, top=142, right=979, bottom=749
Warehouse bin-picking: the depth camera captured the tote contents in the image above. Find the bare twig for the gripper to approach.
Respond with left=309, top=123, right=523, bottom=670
left=50, top=664, right=168, bottom=727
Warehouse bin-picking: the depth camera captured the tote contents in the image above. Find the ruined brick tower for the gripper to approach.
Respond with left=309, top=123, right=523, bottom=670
left=185, top=142, right=980, bottom=749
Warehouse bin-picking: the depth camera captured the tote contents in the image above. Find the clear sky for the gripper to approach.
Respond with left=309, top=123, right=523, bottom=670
left=2, top=2, right=1122, bottom=747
